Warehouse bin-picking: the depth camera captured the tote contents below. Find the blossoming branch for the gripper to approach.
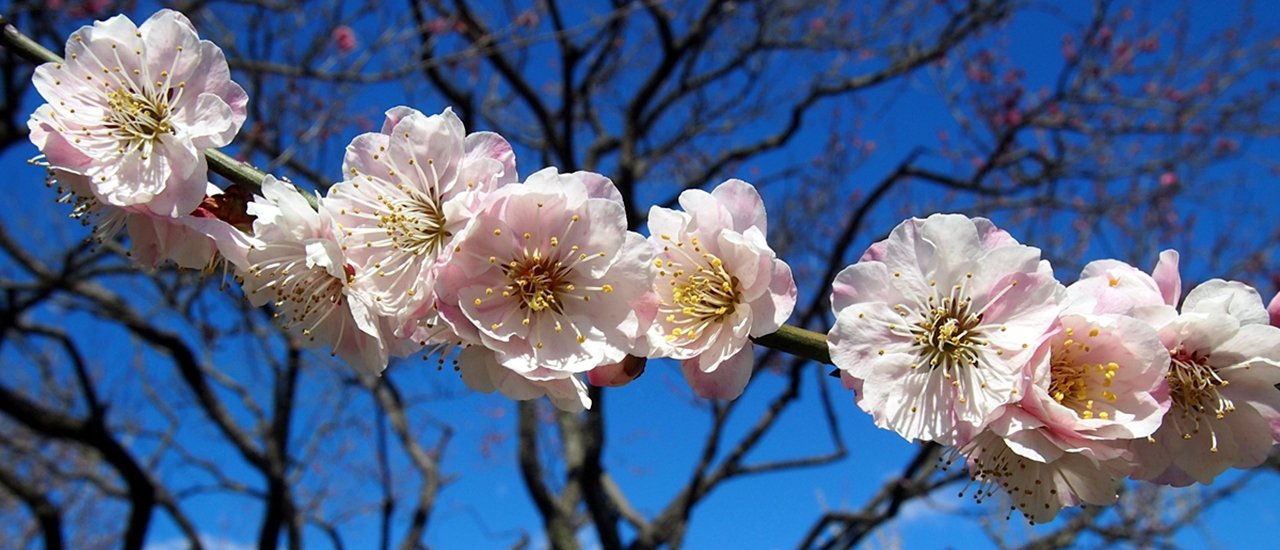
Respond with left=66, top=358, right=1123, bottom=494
left=5, top=8, right=1280, bottom=525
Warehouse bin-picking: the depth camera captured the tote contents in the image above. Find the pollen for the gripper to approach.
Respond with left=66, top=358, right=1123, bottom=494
left=1049, top=336, right=1124, bottom=421
left=657, top=244, right=741, bottom=344
left=1167, top=344, right=1235, bottom=448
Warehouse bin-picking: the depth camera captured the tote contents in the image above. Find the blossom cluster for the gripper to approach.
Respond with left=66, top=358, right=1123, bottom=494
left=828, top=214, right=1280, bottom=522
left=24, top=9, right=1280, bottom=525
left=27, top=10, right=797, bottom=413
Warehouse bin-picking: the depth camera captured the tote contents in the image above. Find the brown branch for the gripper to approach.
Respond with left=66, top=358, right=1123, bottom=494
left=517, top=401, right=579, bottom=550
left=0, top=383, right=157, bottom=550
left=0, top=464, right=63, bottom=550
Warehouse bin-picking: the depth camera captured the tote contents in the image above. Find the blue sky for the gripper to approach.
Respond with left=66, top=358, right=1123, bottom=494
left=4, top=1, right=1280, bottom=548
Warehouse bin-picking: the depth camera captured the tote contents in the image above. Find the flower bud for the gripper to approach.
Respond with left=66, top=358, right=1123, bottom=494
left=588, top=355, right=646, bottom=387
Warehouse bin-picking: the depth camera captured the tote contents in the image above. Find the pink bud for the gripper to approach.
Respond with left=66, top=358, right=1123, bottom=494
left=1214, top=137, right=1239, bottom=155
left=1096, top=26, right=1114, bottom=47
left=1061, top=36, right=1077, bottom=61
left=588, top=356, right=646, bottom=387
left=331, top=25, right=357, bottom=53
left=84, top=0, right=111, bottom=16
left=1158, top=172, right=1177, bottom=186
left=426, top=18, right=450, bottom=34
left=515, top=10, right=539, bottom=27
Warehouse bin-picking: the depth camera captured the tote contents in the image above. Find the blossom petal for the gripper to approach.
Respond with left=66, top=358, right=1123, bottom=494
left=1152, top=249, right=1182, bottom=306
left=681, top=345, right=755, bottom=400
left=1183, top=279, right=1269, bottom=325
left=710, top=178, right=768, bottom=234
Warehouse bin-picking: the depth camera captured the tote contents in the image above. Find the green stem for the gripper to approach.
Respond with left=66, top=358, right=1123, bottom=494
left=752, top=323, right=832, bottom=365
left=0, top=15, right=267, bottom=192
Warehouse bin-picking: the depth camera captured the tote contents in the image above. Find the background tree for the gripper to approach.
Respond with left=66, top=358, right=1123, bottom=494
left=1, top=0, right=1278, bottom=548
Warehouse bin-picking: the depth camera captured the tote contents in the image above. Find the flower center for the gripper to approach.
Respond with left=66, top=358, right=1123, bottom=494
left=1047, top=330, right=1119, bottom=420
left=379, top=189, right=449, bottom=257
left=469, top=212, right=617, bottom=350
left=1166, top=345, right=1234, bottom=450
left=104, top=87, right=174, bottom=151
left=502, top=249, right=577, bottom=315
left=907, top=279, right=986, bottom=373
left=656, top=235, right=741, bottom=342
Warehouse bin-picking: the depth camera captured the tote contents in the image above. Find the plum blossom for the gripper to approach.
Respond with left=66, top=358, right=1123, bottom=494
left=1061, top=250, right=1179, bottom=316
left=1126, top=278, right=1280, bottom=486
left=645, top=179, right=796, bottom=400
left=458, top=347, right=591, bottom=412
left=240, top=176, right=394, bottom=375
left=434, top=168, right=654, bottom=380
left=125, top=187, right=256, bottom=271
left=1020, top=313, right=1169, bottom=459
left=828, top=214, right=1061, bottom=445
left=1066, top=251, right=1280, bottom=485
left=42, top=164, right=254, bottom=270
left=954, top=420, right=1123, bottom=524
left=325, top=107, right=515, bottom=333
left=28, top=9, right=248, bottom=218
left=945, top=301, right=1171, bottom=522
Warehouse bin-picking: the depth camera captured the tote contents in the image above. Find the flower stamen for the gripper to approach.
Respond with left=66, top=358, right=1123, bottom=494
left=1167, top=345, right=1234, bottom=451
left=657, top=235, right=741, bottom=343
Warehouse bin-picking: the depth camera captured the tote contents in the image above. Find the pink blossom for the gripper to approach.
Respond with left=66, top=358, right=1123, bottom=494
left=331, top=25, right=357, bottom=53
left=1091, top=252, right=1280, bottom=485
left=1061, top=35, right=1077, bottom=61
left=827, top=214, right=1062, bottom=445
left=458, top=347, right=591, bottom=412
left=645, top=179, right=796, bottom=400
left=128, top=184, right=257, bottom=270
left=1128, top=278, right=1280, bottom=486
left=945, top=311, right=1169, bottom=523
left=240, top=176, right=396, bottom=375
left=28, top=10, right=248, bottom=218
left=954, top=424, right=1122, bottom=524
left=435, top=168, right=655, bottom=378
left=42, top=164, right=254, bottom=270
left=1159, top=172, right=1178, bottom=186
left=1063, top=251, right=1178, bottom=316
left=325, top=107, right=516, bottom=335
left=1017, top=313, right=1170, bottom=463
left=1069, top=251, right=1280, bottom=485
